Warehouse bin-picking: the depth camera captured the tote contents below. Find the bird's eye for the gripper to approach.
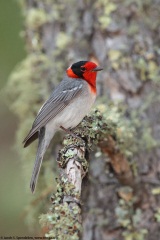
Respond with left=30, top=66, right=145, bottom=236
left=81, top=66, right=86, bottom=72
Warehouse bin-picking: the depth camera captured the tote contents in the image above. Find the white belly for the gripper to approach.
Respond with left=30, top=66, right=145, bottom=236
left=46, top=87, right=96, bottom=133
left=58, top=92, right=95, bottom=129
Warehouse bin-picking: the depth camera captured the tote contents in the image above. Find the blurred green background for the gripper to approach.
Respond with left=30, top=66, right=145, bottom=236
left=0, top=0, right=31, bottom=235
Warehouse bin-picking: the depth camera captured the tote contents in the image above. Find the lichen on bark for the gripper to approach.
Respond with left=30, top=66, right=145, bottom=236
left=6, top=0, right=160, bottom=239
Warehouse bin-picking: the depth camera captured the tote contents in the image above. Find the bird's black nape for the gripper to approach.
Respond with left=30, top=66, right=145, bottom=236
left=71, top=61, right=88, bottom=78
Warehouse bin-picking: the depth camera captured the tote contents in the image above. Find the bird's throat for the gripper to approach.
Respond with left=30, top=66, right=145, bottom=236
left=83, top=72, right=97, bottom=93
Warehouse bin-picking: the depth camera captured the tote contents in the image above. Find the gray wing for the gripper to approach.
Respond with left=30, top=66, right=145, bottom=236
left=23, top=77, right=83, bottom=146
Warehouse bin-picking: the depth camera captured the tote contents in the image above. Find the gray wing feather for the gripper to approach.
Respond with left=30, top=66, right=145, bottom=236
left=23, top=77, right=83, bottom=144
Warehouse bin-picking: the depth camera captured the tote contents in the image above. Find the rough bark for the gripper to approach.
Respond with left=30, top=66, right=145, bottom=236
left=44, top=140, right=87, bottom=239
left=7, top=0, right=160, bottom=239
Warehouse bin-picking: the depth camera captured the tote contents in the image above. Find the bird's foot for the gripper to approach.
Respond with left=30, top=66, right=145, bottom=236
left=60, top=126, right=85, bottom=145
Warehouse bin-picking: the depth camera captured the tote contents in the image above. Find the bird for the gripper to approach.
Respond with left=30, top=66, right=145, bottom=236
left=23, top=60, right=103, bottom=193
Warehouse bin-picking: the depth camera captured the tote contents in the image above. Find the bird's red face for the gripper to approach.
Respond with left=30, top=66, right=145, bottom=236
left=66, top=61, right=103, bottom=93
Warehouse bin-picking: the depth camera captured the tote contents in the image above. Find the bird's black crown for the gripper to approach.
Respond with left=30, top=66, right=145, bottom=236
left=71, top=61, right=88, bottom=78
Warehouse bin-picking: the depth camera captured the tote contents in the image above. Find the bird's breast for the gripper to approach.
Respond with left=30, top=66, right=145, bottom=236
left=48, top=85, right=96, bottom=130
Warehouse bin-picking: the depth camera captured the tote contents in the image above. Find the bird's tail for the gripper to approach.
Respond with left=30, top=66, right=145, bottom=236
left=30, top=127, right=48, bottom=193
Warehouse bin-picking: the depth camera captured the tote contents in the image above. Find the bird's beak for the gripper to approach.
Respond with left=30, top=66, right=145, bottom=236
left=93, top=66, right=103, bottom=72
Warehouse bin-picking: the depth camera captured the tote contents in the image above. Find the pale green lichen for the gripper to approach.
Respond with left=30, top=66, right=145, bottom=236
left=116, top=199, right=148, bottom=240
left=41, top=107, right=136, bottom=238
left=40, top=204, right=81, bottom=240
left=26, top=9, right=48, bottom=29
left=95, top=0, right=117, bottom=29
left=155, top=208, right=160, bottom=223
left=6, top=52, right=54, bottom=228
left=40, top=177, right=82, bottom=239
left=6, top=0, right=160, bottom=236
left=56, top=32, right=71, bottom=50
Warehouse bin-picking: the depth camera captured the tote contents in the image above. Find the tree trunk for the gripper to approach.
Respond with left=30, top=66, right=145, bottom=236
left=8, top=0, right=160, bottom=239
